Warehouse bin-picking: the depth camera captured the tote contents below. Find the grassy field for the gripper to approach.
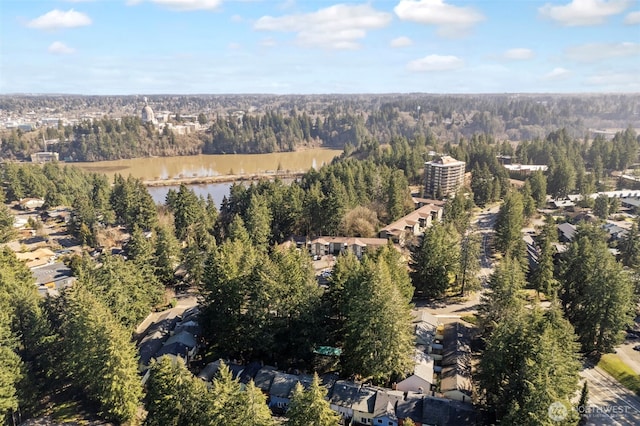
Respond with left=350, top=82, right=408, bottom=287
left=598, top=353, right=640, bottom=395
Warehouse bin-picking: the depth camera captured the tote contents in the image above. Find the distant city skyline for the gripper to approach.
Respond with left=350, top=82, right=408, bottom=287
left=1, top=0, right=639, bottom=94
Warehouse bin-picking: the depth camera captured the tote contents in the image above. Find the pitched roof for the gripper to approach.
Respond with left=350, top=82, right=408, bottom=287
left=239, top=361, right=264, bottom=384
left=441, top=322, right=473, bottom=395
left=421, top=396, right=476, bottom=426
left=557, top=223, right=577, bottom=240
left=372, top=389, right=403, bottom=418
left=253, top=367, right=277, bottom=392
left=165, top=330, right=197, bottom=349
left=329, top=381, right=376, bottom=413
left=197, top=360, right=221, bottom=381
left=380, top=204, right=443, bottom=235
left=396, top=394, right=423, bottom=423
left=269, top=372, right=313, bottom=399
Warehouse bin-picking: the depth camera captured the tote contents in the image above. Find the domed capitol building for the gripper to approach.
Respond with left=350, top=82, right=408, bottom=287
left=140, top=97, right=157, bottom=125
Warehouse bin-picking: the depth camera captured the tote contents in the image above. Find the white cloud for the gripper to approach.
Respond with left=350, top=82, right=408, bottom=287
left=503, top=48, right=534, bottom=60
left=131, top=0, right=223, bottom=11
left=394, top=0, right=484, bottom=37
left=390, top=36, right=413, bottom=48
left=539, top=0, right=632, bottom=26
left=407, top=54, right=464, bottom=72
left=27, top=9, right=92, bottom=30
left=254, top=4, right=392, bottom=50
left=625, top=10, right=640, bottom=24
left=585, top=71, right=640, bottom=88
left=565, top=42, right=640, bottom=62
left=48, top=41, right=76, bottom=54
left=228, top=42, right=241, bottom=49
left=260, top=38, right=277, bottom=47
left=543, top=67, right=571, bottom=80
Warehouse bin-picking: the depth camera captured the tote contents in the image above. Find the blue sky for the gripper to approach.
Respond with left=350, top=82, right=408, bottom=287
left=1, top=0, right=639, bottom=94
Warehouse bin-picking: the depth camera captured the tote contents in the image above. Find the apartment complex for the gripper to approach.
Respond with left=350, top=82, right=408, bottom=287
left=424, top=155, right=466, bottom=198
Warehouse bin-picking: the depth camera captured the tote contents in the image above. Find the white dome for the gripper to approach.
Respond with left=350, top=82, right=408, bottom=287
left=141, top=104, right=156, bottom=124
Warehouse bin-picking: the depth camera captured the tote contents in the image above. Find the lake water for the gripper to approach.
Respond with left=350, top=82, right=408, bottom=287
left=147, top=182, right=232, bottom=207
left=72, top=148, right=342, bottom=207
left=73, top=149, right=342, bottom=181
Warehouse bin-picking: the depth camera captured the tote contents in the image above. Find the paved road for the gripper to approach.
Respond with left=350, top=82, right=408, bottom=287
left=616, top=340, right=640, bottom=376
left=414, top=205, right=500, bottom=322
left=579, top=367, right=640, bottom=426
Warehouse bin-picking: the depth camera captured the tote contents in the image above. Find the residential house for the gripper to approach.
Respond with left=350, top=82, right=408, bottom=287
left=551, top=199, right=575, bottom=209
left=421, top=396, right=476, bottom=426
left=372, top=389, right=404, bottom=426
left=411, top=197, right=446, bottom=210
left=523, top=234, right=539, bottom=272
left=396, top=350, right=435, bottom=394
left=253, top=366, right=277, bottom=393
left=440, top=323, right=473, bottom=403
left=329, top=380, right=376, bottom=424
left=31, top=261, right=75, bottom=297
left=30, top=152, right=59, bottom=163
left=378, top=204, right=444, bottom=246
left=395, top=393, right=424, bottom=426
left=19, top=198, right=45, bottom=210
left=198, top=360, right=222, bottom=382
left=268, top=372, right=313, bottom=413
left=602, top=222, right=628, bottom=241
left=503, top=164, right=548, bottom=179
left=557, top=223, right=577, bottom=243
left=308, top=236, right=391, bottom=259
left=397, top=311, right=442, bottom=393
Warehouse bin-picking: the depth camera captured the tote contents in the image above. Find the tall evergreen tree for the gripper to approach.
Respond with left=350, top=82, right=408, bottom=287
left=0, top=188, right=15, bottom=243
left=593, top=194, right=609, bottom=219
left=478, top=256, right=527, bottom=335
left=620, top=221, right=640, bottom=268
left=209, top=362, right=275, bottom=426
left=494, top=191, right=525, bottom=258
left=169, top=184, right=206, bottom=241
left=479, top=306, right=580, bottom=425
left=144, top=356, right=212, bottom=426
left=559, top=225, right=635, bottom=353
left=410, top=222, right=460, bottom=299
left=458, top=230, right=481, bottom=296
left=155, top=224, right=180, bottom=285
left=531, top=217, right=559, bottom=297
left=528, top=170, right=547, bottom=208
left=342, top=257, right=414, bottom=383
left=61, top=286, right=143, bottom=423
left=246, top=193, right=273, bottom=248
left=287, top=374, right=340, bottom=426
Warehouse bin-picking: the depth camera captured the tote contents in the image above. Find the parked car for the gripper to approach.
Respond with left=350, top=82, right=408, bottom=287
left=633, top=345, right=640, bottom=352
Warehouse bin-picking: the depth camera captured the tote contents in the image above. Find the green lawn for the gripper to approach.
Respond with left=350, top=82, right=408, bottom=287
left=460, top=314, right=478, bottom=325
left=597, top=353, right=640, bottom=395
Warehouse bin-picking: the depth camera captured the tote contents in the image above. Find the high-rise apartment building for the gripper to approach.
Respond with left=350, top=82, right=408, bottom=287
left=424, top=155, right=466, bottom=198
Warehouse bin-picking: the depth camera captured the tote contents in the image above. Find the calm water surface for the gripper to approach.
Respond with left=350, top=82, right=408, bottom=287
left=73, top=149, right=342, bottom=207
left=148, top=182, right=232, bottom=207
left=73, top=149, right=342, bottom=181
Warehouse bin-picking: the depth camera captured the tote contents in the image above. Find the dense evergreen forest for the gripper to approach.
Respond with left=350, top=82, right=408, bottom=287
left=1, top=122, right=640, bottom=424
left=1, top=93, right=638, bottom=161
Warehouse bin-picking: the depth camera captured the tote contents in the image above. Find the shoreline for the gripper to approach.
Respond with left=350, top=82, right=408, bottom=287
left=142, top=170, right=305, bottom=187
